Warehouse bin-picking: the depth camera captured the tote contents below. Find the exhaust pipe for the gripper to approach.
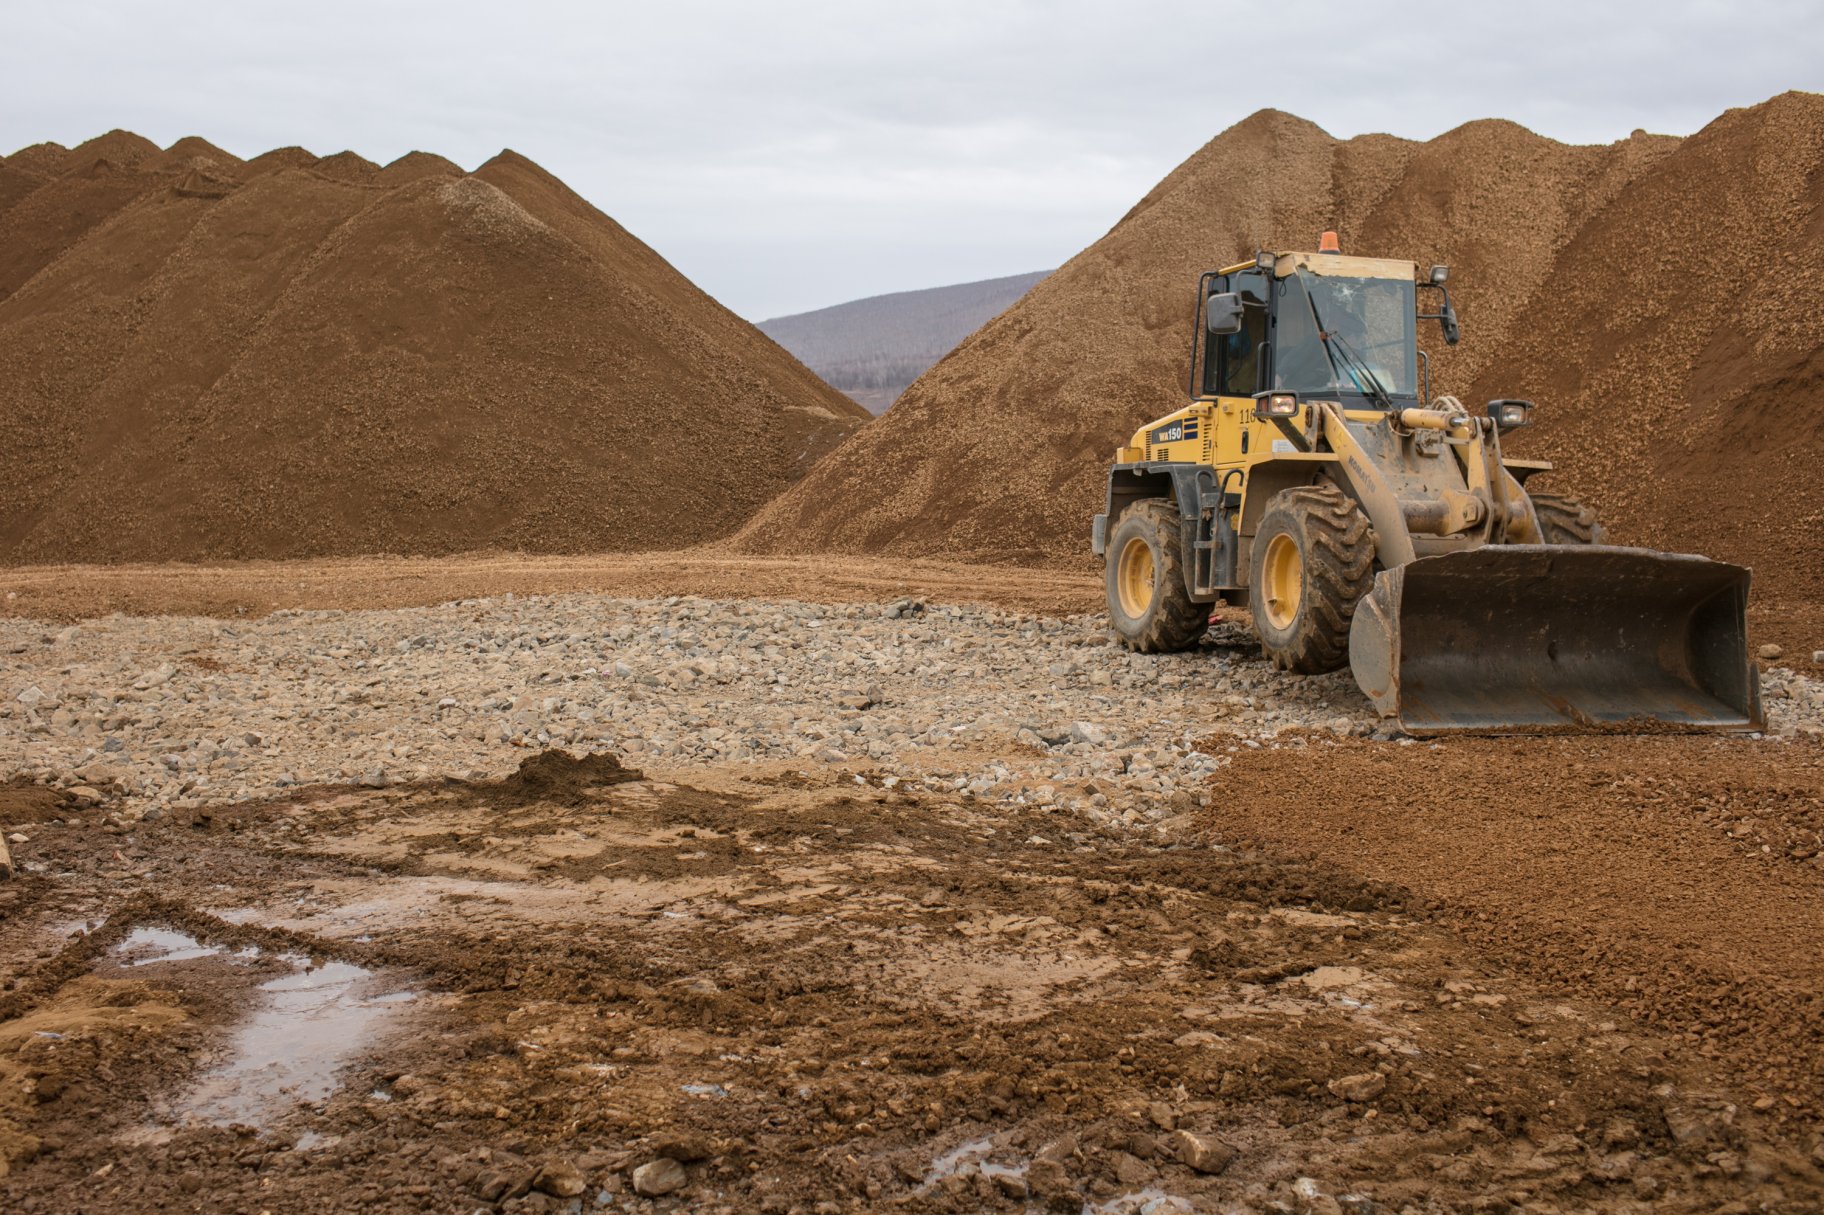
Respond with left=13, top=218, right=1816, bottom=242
left=1348, top=545, right=1763, bottom=736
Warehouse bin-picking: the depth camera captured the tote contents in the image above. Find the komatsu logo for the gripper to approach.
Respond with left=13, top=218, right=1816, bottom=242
left=1150, top=419, right=1198, bottom=445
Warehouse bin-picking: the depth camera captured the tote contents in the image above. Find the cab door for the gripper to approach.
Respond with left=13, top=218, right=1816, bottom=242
left=1206, top=269, right=1269, bottom=468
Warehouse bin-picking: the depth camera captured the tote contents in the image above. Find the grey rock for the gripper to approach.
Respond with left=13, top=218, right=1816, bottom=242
left=533, top=1160, right=586, bottom=1198
left=1327, top=1072, right=1387, bottom=1103
left=631, top=1157, right=686, bottom=1197
left=1069, top=721, right=1108, bottom=746
left=1172, top=1129, right=1236, bottom=1175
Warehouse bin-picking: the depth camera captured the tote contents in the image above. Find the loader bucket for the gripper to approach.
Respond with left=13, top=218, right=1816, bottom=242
left=1348, top=545, right=1763, bottom=736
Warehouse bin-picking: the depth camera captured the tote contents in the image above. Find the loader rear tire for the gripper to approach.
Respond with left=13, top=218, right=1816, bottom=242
left=1105, top=499, right=1208, bottom=653
left=1528, top=491, right=1606, bottom=545
left=1249, top=484, right=1375, bottom=674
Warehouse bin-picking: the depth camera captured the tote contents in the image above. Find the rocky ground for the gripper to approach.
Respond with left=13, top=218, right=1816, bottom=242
left=4, top=594, right=1822, bottom=837
left=2, top=588, right=1823, bottom=1213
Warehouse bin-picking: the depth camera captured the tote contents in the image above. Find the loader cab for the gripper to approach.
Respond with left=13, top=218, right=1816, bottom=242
left=1199, top=270, right=1271, bottom=397
left=1193, top=253, right=1422, bottom=409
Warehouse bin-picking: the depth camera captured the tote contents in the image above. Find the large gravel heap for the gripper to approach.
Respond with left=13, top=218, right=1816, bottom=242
left=0, top=133, right=866, bottom=564
left=734, top=92, right=1824, bottom=610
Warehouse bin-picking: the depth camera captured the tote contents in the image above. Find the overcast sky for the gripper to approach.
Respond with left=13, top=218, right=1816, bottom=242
left=6, top=2, right=1821, bottom=319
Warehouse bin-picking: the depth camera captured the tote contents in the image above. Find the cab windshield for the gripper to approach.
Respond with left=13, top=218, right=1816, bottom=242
left=1273, top=270, right=1417, bottom=401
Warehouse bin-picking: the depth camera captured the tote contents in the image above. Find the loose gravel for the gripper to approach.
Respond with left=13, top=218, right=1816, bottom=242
left=5, top=594, right=1822, bottom=830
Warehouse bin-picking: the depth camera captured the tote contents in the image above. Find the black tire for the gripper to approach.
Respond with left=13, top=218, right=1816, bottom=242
left=1104, top=498, right=1208, bottom=653
left=1528, top=491, right=1606, bottom=545
left=1248, top=484, right=1375, bottom=674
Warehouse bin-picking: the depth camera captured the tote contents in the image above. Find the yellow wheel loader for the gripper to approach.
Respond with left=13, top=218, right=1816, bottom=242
left=1091, top=234, right=1762, bottom=735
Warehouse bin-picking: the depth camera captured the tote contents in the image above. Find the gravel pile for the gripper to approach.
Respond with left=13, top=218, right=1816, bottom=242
left=5, top=596, right=1823, bottom=835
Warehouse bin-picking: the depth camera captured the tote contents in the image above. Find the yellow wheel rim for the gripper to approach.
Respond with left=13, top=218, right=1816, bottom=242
left=1261, top=533, right=1302, bottom=630
left=1116, top=535, right=1156, bottom=619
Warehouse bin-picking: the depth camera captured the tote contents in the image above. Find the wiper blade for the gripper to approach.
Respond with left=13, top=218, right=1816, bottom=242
left=1327, top=330, right=1394, bottom=409
left=1302, top=277, right=1394, bottom=409
left=1302, top=287, right=1348, bottom=384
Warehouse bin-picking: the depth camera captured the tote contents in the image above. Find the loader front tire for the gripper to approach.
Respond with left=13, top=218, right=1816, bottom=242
left=1249, top=484, right=1375, bottom=674
left=1528, top=491, right=1606, bottom=545
left=1105, top=499, right=1208, bottom=653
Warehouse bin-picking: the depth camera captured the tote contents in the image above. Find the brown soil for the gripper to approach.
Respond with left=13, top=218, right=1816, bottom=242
left=1195, top=734, right=1824, bottom=1118
left=0, top=780, right=73, bottom=826
left=731, top=92, right=1824, bottom=614
left=0, top=551, right=1104, bottom=621
left=2, top=752, right=1820, bottom=1211
left=472, top=749, right=646, bottom=807
left=0, top=133, right=867, bottom=565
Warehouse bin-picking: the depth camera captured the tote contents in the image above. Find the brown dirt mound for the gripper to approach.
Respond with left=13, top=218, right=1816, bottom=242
left=374, top=151, right=462, bottom=185
left=308, top=149, right=379, bottom=182
left=1486, top=92, right=1824, bottom=603
left=0, top=144, right=69, bottom=175
left=732, top=92, right=1824, bottom=609
left=0, top=779, right=73, bottom=826
left=469, top=749, right=644, bottom=807
left=240, top=145, right=317, bottom=177
left=161, top=137, right=241, bottom=171
left=0, top=134, right=867, bottom=564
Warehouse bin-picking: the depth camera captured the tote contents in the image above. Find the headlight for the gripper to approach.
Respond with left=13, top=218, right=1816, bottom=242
left=1488, top=399, right=1533, bottom=430
left=1256, top=393, right=1299, bottom=419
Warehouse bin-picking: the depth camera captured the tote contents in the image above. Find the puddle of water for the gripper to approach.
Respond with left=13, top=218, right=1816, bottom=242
left=918, top=1135, right=1031, bottom=1195
left=110, top=926, right=418, bottom=1136
left=174, top=960, right=416, bottom=1128
left=118, top=926, right=228, bottom=966
left=924, top=1136, right=994, bottom=1185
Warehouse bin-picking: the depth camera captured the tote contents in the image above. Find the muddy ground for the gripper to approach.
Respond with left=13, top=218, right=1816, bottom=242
left=0, top=742, right=1820, bottom=1213
left=1, top=559, right=1822, bottom=1213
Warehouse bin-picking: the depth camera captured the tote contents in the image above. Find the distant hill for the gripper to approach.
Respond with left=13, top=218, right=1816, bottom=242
left=759, top=270, right=1050, bottom=414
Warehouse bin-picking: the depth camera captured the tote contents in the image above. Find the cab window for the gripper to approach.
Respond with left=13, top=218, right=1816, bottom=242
left=1202, top=270, right=1269, bottom=397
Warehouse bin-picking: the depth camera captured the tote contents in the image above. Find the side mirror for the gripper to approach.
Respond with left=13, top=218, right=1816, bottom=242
left=1206, top=292, right=1244, bottom=335
left=1440, top=299, right=1460, bottom=346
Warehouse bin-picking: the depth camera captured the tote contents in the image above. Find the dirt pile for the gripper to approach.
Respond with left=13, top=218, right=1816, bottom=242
left=734, top=93, right=1824, bottom=605
left=470, top=749, right=643, bottom=807
left=1483, top=93, right=1824, bottom=602
left=0, top=133, right=867, bottom=563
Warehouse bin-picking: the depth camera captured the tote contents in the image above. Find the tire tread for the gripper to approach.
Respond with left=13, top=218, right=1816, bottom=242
left=1107, top=498, right=1208, bottom=654
left=1250, top=484, right=1374, bottom=674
